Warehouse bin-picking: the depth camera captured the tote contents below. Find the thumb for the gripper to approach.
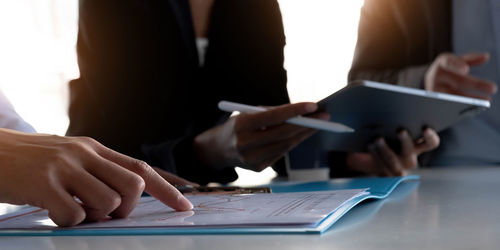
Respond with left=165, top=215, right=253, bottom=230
left=461, top=53, right=490, bottom=67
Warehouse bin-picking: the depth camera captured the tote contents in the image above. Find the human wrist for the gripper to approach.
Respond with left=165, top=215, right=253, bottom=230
left=192, top=133, right=227, bottom=170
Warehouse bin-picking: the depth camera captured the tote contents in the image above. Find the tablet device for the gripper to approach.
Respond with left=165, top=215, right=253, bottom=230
left=302, top=80, right=490, bottom=152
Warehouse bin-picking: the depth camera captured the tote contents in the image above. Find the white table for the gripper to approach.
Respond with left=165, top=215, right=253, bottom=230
left=1, top=166, right=499, bottom=250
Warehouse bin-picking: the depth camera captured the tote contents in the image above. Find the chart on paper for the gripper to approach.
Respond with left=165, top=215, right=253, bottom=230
left=0, top=189, right=368, bottom=230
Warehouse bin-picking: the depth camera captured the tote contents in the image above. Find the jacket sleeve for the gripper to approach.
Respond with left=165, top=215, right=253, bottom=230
left=69, top=0, right=286, bottom=184
left=68, top=0, right=205, bottom=176
left=348, top=0, right=431, bottom=89
left=141, top=135, right=238, bottom=185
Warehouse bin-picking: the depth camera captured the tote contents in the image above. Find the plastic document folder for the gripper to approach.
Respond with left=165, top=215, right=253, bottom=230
left=0, top=176, right=417, bottom=236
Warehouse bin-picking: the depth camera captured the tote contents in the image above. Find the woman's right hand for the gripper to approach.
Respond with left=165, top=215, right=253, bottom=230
left=425, top=52, right=497, bottom=100
left=0, top=129, right=193, bottom=227
left=193, top=103, right=329, bottom=172
left=346, top=128, right=440, bottom=176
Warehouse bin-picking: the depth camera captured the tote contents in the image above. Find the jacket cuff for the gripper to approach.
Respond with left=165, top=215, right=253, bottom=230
left=142, top=136, right=238, bottom=185
left=396, top=64, right=430, bottom=89
left=329, top=151, right=365, bottom=178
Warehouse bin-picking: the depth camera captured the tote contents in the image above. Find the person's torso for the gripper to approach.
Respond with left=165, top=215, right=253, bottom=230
left=429, top=0, right=500, bottom=166
left=71, top=0, right=289, bottom=158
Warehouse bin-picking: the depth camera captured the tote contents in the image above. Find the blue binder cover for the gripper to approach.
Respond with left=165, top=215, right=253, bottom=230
left=0, top=175, right=418, bottom=236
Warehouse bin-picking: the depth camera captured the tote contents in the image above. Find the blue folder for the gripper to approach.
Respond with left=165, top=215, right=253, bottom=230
left=0, top=175, right=418, bottom=236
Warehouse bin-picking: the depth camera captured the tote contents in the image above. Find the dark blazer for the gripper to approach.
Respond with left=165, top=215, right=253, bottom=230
left=349, top=0, right=452, bottom=88
left=67, top=0, right=289, bottom=184
left=348, top=0, right=452, bottom=166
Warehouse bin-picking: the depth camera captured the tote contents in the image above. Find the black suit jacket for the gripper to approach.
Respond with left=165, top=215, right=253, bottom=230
left=348, top=0, right=453, bottom=166
left=349, top=0, right=452, bottom=89
left=67, top=0, right=289, bottom=184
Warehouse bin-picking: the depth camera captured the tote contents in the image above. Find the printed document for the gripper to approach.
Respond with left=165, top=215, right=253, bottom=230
left=0, top=189, right=368, bottom=230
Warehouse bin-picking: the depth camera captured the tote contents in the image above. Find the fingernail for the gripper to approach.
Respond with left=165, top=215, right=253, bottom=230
left=177, top=195, right=194, bottom=211
left=304, top=103, right=318, bottom=113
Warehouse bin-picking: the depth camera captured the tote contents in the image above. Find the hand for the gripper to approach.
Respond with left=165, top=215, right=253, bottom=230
left=425, top=52, right=497, bottom=100
left=193, top=103, right=329, bottom=172
left=346, top=128, right=440, bottom=176
left=0, top=129, right=193, bottom=227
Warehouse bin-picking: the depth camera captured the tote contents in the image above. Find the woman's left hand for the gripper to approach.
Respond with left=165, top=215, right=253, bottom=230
left=346, top=128, right=440, bottom=176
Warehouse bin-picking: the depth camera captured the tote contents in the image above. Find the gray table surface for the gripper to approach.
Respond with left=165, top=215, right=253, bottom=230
left=1, top=166, right=499, bottom=250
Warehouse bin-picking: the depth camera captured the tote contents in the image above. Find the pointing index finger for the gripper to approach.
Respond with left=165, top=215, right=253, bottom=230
left=96, top=144, right=193, bottom=211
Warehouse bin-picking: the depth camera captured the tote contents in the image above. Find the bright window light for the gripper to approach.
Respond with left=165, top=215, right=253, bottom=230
left=279, top=0, right=364, bottom=103
left=0, top=1, right=364, bottom=183
left=0, top=0, right=78, bottom=135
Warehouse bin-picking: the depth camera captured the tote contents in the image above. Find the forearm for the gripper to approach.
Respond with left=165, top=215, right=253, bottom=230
left=142, top=136, right=238, bottom=185
left=349, top=0, right=434, bottom=90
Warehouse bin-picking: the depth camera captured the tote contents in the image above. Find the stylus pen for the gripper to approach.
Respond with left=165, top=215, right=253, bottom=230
left=218, top=101, right=355, bottom=133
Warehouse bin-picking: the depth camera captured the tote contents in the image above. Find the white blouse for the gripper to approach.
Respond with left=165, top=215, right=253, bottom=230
left=0, top=91, right=36, bottom=133
left=196, top=38, right=209, bottom=67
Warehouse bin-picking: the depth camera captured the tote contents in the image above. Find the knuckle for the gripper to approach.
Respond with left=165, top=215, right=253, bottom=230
left=130, top=160, right=153, bottom=177
left=386, top=154, right=399, bottom=166
left=46, top=150, right=71, bottom=170
left=60, top=215, right=84, bottom=227
left=128, top=174, right=146, bottom=194
left=50, top=208, right=85, bottom=227
left=405, top=156, right=418, bottom=169
left=435, top=54, right=447, bottom=64
left=48, top=134, right=65, bottom=142
left=435, top=64, right=448, bottom=74
left=76, top=136, right=99, bottom=147
left=439, top=52, right=454, bottom=61
left=101, top=192, right=122, bottom=212
left=64, top=140, right=89, bottom=153
left=439, top=52, right=451, bottom=58
left=109, top=193, right=122, bottom=210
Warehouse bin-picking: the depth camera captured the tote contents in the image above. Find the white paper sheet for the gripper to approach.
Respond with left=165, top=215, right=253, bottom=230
left=0, top=189, right=368, bottom=230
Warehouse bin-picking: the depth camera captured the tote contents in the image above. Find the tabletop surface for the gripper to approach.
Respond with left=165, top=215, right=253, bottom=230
left=1, top=166, right=499, bottom=250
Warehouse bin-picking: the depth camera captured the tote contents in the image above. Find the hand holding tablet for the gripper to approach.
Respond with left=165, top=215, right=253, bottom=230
left=218, top=101, right=354, bottom=133
left=307, top=80, right=490, bottom=152
left=220, top=80, right=490, bottom=153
